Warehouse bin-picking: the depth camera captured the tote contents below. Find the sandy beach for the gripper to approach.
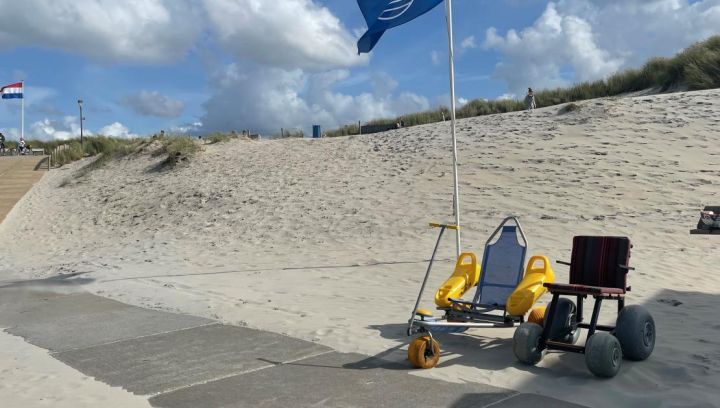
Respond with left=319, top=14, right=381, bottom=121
left=1, top=89, right=719, bottom=407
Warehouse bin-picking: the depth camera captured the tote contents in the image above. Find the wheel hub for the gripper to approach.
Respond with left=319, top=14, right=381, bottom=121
left=642, top=321, right=653, bottom=346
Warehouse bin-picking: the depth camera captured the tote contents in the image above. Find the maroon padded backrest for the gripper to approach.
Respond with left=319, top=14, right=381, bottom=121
left=569, top=236, right=631, bottom=290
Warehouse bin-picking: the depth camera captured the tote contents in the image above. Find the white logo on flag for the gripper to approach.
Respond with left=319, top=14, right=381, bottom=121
left=378, top=0, right=414, bottom=21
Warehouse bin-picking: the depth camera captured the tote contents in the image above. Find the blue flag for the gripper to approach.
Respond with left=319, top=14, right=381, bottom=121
left=357, top=0, right=444, bottom=54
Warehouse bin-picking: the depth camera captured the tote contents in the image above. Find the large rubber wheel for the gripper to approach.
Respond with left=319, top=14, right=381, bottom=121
left=513, top=322, right=545, bottom=365
left=408, top=336, right=440, bottom=369
left=585, top=332, right=622, bottom=378
left=615, top=305, right=655, bottom=361
left=544, top=298, right=580, bottom=343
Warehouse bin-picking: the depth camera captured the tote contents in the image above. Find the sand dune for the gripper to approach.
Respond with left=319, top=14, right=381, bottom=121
left=1, top=89, right=719, bottom=407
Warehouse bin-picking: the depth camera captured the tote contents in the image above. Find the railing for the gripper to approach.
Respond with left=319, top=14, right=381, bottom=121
left=49, top=144, right=70, bottom=168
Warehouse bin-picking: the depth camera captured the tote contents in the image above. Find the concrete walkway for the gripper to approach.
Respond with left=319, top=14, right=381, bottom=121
left=0, top=279, right=585, bottom=408
left=0, top=156, right=48, bottom=223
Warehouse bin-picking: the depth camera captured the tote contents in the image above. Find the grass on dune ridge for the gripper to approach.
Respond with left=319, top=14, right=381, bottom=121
left=11, top=134, right=203, bottom=172
left=326, top=35, right=720, bottom=137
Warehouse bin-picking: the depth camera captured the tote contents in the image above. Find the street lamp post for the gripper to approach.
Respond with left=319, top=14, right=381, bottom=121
left=77, top=99, right=84, bottom=150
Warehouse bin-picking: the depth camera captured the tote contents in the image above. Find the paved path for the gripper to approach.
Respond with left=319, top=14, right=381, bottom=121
left=0, top=156, right=48, bottom=222
left=0, top=279, right=585, bottom=407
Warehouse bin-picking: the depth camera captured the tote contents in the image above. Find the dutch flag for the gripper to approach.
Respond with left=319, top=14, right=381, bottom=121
left=1, top=82, right=23, bottom=99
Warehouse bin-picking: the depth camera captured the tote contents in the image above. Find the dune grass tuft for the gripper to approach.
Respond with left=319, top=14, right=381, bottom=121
left=558, top=103, right=582, bottom=115
left=206, top=132, right=231, bottom=144
left=161, top=136, right=200, bottom=165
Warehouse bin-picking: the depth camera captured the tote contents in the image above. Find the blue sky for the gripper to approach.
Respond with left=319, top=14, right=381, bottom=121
left=0, top=0, right=717, bottom=140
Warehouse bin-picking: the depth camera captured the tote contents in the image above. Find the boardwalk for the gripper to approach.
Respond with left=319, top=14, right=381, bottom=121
left=0, top=156, right=48, bottom=223
left=0, top=280, right=584, bottom=408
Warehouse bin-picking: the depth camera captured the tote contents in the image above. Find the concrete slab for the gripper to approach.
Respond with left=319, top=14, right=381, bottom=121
left=489, top=393, right=588, bottom=407
left=0, top=291, right=212, bottom=351
left=56, top=323, right=331, bottom=395
left=0, top=287, right=71, bottom=323
left=150, top=352, right=516, bottom=408
left=0, top=287, right=585, bottom=407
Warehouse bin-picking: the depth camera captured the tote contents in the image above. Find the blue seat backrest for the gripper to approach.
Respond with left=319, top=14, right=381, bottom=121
left=472, top=226, right=527, bottom=308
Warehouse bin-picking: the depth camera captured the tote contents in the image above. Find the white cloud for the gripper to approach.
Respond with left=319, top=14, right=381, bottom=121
left=0, top=0, right=425, bottom=133
left=460, top=36, right=477, bottom=50
left=23, top=117, right=136, bottom=140
left=0, top=0, right=201, bottom=63
left=98, top=122, right=138, bottom=138
left=555, top=0, right=720, bottom=66
left=202, top=0, right=366, bottom=70
left=201, top=64, right=429, bottom=135
left=10, top=89, right=143, bottom=141
left=484, top=3, right=622, bottom=96
left=457, top=97, right=469, bottom=107
left=171, top=121, right=203, bottom=135
left=198, top=1, right=421, bottom=135
left=120, top=91, right=184, bottom=118
left=29, top=116, right=89, bottom=141
left=484, top=0, right=720, bottom=96
left=497, top=93, right=517, bottom=101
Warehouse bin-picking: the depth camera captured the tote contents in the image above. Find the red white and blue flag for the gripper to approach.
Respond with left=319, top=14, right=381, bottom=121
left=1, top=82, right=23, bottom=99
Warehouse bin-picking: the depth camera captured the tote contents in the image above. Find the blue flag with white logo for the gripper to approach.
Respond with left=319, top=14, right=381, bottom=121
left=357, top=0, right=444, bottom=54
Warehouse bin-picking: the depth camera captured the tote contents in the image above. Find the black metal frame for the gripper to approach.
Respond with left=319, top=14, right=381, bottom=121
left=537, top=260, right=633, bottom=354
left=538, top=291, right=624, bottom=354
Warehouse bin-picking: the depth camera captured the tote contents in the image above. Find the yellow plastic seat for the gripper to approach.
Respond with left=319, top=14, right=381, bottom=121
left=506, top=256, right=555, bottom=316
left=434, top=252, right=481, bottom=308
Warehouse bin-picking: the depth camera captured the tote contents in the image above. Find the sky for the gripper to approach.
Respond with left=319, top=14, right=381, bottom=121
left=0, top=0, right=718, bottom=140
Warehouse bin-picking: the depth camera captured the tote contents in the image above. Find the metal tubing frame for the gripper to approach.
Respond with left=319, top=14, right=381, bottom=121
left=586, top=298, right=603, bottom=337
left=407, top=217, right=529, bottom=337
left=407, top=226, right=447, bottom=335
left=539, top=293, right=560, bottom=348
left=414, top=320, right=515, bottom=329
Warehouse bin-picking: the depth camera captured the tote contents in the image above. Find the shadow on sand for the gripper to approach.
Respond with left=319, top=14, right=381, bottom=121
left=0, top=272, right=94, bottom=290
left=365, top=289, right=720, bottom=406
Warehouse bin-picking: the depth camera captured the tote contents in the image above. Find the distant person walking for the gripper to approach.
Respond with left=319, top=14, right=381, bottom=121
left=0, top=132, right=6, bottom=154
left=525, top=88, right=536, bottom=110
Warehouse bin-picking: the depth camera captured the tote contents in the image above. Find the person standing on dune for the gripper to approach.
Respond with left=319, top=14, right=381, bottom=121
left=525, top=88, right=536, bottom=110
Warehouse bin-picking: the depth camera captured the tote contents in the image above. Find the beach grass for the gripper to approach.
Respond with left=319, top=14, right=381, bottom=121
left=161, top=136, right=200, bottom=164
left=326, top=35, right=720, bottom=137
left=206, top=132, right=231, bottom=144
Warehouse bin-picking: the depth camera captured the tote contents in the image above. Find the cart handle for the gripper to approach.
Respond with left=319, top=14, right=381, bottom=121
left=429, top=222, right=459, bottom=230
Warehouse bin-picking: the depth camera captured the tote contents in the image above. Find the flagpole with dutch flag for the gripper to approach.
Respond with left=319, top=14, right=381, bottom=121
left=357, top=0, right=462, bottom=257
left=1, top=81, right=25, bottom=140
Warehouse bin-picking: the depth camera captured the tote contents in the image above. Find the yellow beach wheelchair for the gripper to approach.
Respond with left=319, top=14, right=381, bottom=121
left=407, top=217, right=555, bottom=369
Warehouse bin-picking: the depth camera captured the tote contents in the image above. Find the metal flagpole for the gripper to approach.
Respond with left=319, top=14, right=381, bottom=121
left=21, top=80, right=25, bottom=141
left=445, top=0, right=461, bottom=257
